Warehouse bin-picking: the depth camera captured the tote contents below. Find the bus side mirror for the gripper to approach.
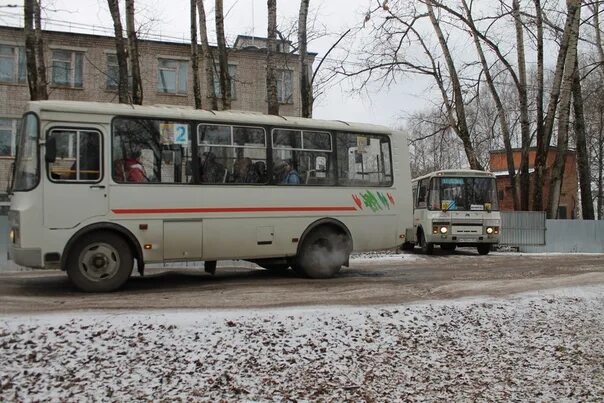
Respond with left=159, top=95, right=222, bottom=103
left=45, top=137, right=57, bottom=163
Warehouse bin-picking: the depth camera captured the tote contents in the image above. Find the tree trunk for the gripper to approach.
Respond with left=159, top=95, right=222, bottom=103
left=572, top=60, right=594, bottom=219
left=298, top=0, right=311, bottom=118
left=592, top=2, right=604, bottom=219
left=107, top=0, right=129, bottom=103
left=33, top=0, right=47, bottom=99
left=24, top=0, right=47, bottom=100
left=599, top=117, right=604, bottom=219
left=266, top=0, right=279, bottom=115
left=533, top=0, right=544, bottom=211
left=190, top=0, right=202, bottom=109
left=547, top=0, right=581, bottom=219
left=196, top=0, right=217, bottom=110
left=461, top=0, right=518, bottom=209
left=512, top=0, right=531, bottom=210
left=426, top=1, right=482, bottom=170
left=534, top=0, right=578, bottom=212
left=215, top=0, right=231, bottom=110
left=126, top=0, right=143, bottom=104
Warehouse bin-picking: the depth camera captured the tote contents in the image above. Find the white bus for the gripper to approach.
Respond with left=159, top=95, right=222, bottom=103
left=8, top=101, right=412, bottom=292
left=402, top=169, right=501, bottom=255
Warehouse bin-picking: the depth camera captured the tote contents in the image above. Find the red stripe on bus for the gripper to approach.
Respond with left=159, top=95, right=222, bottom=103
left=111, top=206, right=357, bottom=214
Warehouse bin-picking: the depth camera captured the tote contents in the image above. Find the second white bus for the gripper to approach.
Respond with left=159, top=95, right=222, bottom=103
left=9, top=101, right=413, bottom=292
left=403, top=169, right=501, bottom=255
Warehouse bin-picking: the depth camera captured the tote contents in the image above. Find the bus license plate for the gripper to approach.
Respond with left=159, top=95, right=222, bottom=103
left=459, top=238, right=477, bottom=243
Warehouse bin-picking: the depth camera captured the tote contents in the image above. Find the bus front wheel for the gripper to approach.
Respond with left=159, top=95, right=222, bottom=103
left=295, top=227, right=350, bottom=279
left=477, top=244, right=491, bottom=255
left=66, top=231, right=133, bottom=292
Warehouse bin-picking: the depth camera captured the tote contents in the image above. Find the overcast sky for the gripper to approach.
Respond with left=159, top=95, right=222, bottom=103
left=0, top=0, right=437, bottom=127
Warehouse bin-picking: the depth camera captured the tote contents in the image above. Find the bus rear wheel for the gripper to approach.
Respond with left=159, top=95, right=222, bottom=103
left=477, top=244, right=491, bottom=255
left=66, top=231, right=133, bottom=292
left=295, top=227, right=350, bottom=279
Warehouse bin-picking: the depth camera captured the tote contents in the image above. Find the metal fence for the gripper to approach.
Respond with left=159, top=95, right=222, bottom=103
left=500, top=211, right=604, bottom=253
left=500, top=211, right=546, bottom=246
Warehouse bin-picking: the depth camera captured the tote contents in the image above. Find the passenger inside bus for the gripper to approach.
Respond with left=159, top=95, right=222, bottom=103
left=200, top=151, right=227, bottom=183
left=274, top=159, right=301, bottom=185
left=253, top=161, right=267, bottom=183
left=232, top=157, right=258, bottom=183
left=114, top=148, right=149, bottom=183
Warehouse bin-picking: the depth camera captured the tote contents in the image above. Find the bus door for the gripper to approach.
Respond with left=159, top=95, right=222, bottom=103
left=44, top=127, right=108, bottom=229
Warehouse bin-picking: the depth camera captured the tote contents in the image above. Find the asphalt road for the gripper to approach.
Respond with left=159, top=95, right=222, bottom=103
left=1, top=251, right=603, bottom=314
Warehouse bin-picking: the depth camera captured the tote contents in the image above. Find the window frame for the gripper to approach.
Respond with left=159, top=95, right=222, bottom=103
left=212, top=64, right=237, bottom=99
left=276, top=69, right=293, bottom=104
left=157, top=58, right=188, bottom=95
left=0, top=44, right=26, bottom=84
left=46, top=127, right=103, bottom=184
left=0, top=118, right=20, bottom=157
left=51, top=49, right=84, bottom=88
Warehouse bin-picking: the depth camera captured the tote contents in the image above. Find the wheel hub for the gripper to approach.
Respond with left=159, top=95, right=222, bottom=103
left=92, top=254, right=107, bottom=269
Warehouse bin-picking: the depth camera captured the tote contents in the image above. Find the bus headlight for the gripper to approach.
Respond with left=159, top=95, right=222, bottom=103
left=486, top=227, right=499, bottom=235
left=439, top=226, right=448, bottom=234
left=8, top=210, right=20, bottom=246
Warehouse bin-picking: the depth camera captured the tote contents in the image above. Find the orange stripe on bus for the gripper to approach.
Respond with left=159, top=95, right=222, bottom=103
left=111, top=206, right=357, bottom=214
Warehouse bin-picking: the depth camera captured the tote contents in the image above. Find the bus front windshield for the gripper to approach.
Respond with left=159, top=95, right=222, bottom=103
left=429, top=176, right=499, bottom=211
left=12, top=113, right=39, bottom=192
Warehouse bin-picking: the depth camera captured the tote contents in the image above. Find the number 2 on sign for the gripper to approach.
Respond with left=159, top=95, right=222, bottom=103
left=174, top=125, right=188, bottom=144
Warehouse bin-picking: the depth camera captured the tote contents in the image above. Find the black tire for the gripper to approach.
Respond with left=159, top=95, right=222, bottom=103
left=401, top=242, right=415, bottom=252
left=419, top=231, right=434, bottom=255
left=66, top=231, right=133, bottom=292
left=477, top=244, right=491, bottom=255
left=441, top=244, right=456, bottom=252
left=295, top=227, right=351, bottom=279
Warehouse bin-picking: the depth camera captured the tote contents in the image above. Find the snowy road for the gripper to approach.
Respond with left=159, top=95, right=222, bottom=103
left=0, top=251, right=602, bottom=314
left=1, top=252, right=603, bottom=401
left=1, top=285, right=603, bottom=401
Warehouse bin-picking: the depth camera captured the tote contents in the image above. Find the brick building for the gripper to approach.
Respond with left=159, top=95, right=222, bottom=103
left=0, top=26, right=316, bottom=194
left=490, top=148, right=578, bottom=218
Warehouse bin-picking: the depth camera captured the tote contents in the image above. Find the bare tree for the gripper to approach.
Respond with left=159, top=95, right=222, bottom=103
left=592, top=1, right=604, bottom=218
left=190, top=0, right=202, bottom=109
left=298, top=0, right=311, bottom=117
left=511, top=0, right=531, bottom=211
left=426, top=1, right=482, bottom=170
left=267, top=0, right=279, bottom=115
left=24, top=0, right=47, bottom=100
left=547, top=0, right=581, bottom=219
left=107, top=0, right=129, bottom=103
left=215, top=0, right=231, bottom=110
left=573, top=59, right=594, bottom=219
left=197, top=0, right=217, bottom=109
left=533, top=1, right=578, bottom=212
left=460, top=0, right=519, bottom=209
left=126, top=0, right=143, bottom=104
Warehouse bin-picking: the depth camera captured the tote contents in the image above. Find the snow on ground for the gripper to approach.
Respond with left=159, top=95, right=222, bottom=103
left=1, top=286, right=603, bottom=402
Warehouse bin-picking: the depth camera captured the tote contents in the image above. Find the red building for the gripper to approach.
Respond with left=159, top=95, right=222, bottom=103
left=489, top=148, right=578, bottom=218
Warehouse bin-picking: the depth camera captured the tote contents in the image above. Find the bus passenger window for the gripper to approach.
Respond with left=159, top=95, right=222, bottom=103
left=47, top=129, right=101, bottom=182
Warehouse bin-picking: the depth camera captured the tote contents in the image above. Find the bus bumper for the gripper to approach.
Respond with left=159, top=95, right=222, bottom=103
left=426, top=234, right=499, bottom=245
left=9, top=246, right=43, bottom=268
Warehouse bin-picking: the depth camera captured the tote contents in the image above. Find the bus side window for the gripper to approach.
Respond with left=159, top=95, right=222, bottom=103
left=47, top=129, right=101, bottom=182
left=416, top=179, right=428, bottom=209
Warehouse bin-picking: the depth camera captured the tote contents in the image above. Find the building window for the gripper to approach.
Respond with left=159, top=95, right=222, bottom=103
left=0, top=45, right=26, bottom=84
left=276, top=69, right=293, bottom=104
left=157, top=59, right=187, bottom=94
left=106, top=53, right=132, bottom=91
left=213, top=64, right=237, bottom=99
left=106, top=53, right=119, bottom=90
left=0, top=118, right=19, bottom=157
left=51, top=49, right=84, bottom=88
